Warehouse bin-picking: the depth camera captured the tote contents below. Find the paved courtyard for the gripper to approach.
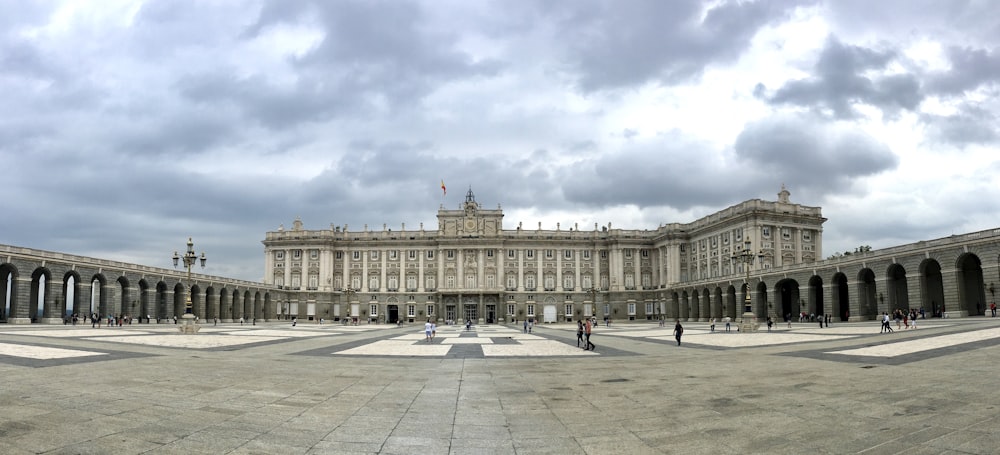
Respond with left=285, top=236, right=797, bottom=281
left=1, top=317, right=999, bottom=454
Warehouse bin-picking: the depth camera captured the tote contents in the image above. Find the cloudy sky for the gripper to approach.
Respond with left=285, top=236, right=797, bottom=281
left=3, top=0, right=998, bottom=281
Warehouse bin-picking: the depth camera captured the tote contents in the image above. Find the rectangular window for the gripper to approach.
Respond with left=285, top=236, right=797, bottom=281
left=507, top=249, right=515, bottom=258
left=487, top=249, right=494, bottom=258
left=526, top=249, right=534, bottom=258
left=275, top=251, right=284, bottom=260
left=527, top=304, right=535, bottom=316
left=564, top=304, right=573, bottom=316
left=802, top=230, right=812, bottom=241
left=389, top=250, right=398, bottom=259
left=762, top=226, right=771, bottom=238
left=545, top=249, right=554, bottom=258
left=408, top=250, right=416, bottom=259
left=507, top=304, right=515, bottom=315
left=370, top=250, right=379, bottom=260
left=625, top=249, right=632, bottom=258
left=600, top=250, right=607, bottom=259
left=583, top=250, right=591, bottom=259
left=564, top=250, right=572, bottom=259
left=628, top=302, right=636, bottom=315
left=293, top=250, right=301, bottom=259
left=427, top=305, right=434, bottom=316
left=370, top=304, right=378, bottom=317
left=646, top=302, right=654, bottom=314
left=641, top=249, right=648, bottom=258
left=336, top=251, right=343, bottom=259
left=407, top=305, right=415, bottom=317
left=447, top=250, right=455, bottom=259
left=427, top=250, right=434, bottom=259
left=310, top=250, right=318, bottom=259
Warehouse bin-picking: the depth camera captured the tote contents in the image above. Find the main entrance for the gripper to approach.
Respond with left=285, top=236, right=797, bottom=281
left=387, top=305, right=399, bottom=324
left=464, top=304, right=478, bottom=323
left=486, top=304, right=496, bottom=323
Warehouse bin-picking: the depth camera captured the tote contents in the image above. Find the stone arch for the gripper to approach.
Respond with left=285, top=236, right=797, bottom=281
left=173, top=282, right=186, bottom=318
left=725, top=285, right=737, bottom=319
left=231, top=289, right=242, bottom=321
left=701, top=288, right=711, bottom=321
left=205, top=286, right=217, bottom=320
left=90, top=273, right=109, bottom=316
left=669, top=292, right=680, bottom=320
left=808, top=275, right=824, bottom=318
left=919, top=259, right=944, bottom=317
left=858, top=268, right=877, bottom=320
left=218, top=288, right=230, bottom=321
left=689, top=290, right=700, bottom=321
left=755, top=281, right=768, bottom=319
left=0, top=262, right=18, bottom=322
left=117, top=275, right=132, bottom=318
left=832, top=272, right=849, bottom=320
left=253, top=291, right=263, bottom=320
left=680, top=291, right=689, bottom=320
left=30, top=267, right=52, bottom=322
left=775, top=278, right=800, bottom=322
left=138, top=279, right=151, bottom=320
left=956, top=253, right=985, bottom=315
left=712, top=287, right=724, bottom=320
left=156, top=281, right=169, bottom=321
left=243, top=290, right=253, bottom=321
left=886, top=263, right=909, bottom=312
left=64, top=270, right=82, bottom=319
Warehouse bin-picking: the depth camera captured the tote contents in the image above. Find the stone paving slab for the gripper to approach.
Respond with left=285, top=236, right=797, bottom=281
left=1, top=318, right=999, bottom=454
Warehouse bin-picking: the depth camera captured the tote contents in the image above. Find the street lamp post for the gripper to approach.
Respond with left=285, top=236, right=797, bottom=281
left=731, top=239, right=763, bottom=333
left=172, top=237, right=206, bottom=334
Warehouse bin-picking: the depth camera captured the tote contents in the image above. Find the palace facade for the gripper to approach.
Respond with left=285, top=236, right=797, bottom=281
left=261, top=186, right=825, bottom=324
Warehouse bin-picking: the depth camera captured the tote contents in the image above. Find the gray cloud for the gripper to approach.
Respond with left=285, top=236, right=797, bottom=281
left=925, top=46, right=1000, bottom=96
left=921, top=103, right=1000, bottom=147
left=733, top=114, right=899, bottom=190
left=551, top=0, right=806, bottom=91
left=765, top=36, right=922, bottom=118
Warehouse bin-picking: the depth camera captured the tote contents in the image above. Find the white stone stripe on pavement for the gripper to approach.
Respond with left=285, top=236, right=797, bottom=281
left=0, top=343, right=108, bottom=359
left=828, top=327, right=1000, bottom=357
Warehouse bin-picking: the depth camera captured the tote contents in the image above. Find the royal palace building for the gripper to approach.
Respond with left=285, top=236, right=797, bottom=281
left=261, top=186, right=826, bottom=325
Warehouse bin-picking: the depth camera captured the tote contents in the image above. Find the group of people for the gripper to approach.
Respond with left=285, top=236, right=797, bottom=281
left=881, top=308, right=920, bottom=332
left=575, top=318, right=596, bottom=350
left=64, top=313, right=142, bottom=327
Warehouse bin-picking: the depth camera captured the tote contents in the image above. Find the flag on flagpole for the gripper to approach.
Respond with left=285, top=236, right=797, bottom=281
left=440, top=179, right=446, bottom=196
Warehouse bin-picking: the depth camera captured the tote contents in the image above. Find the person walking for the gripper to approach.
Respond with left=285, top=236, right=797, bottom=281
left=724, top=316, right=731, bottom=332
left=673, top=320, right=684, bottom=346
left=425, top=319, right=433, bottom=342
left=576, top=320, right=584, bottom=348
left=709, top=318, right=716, bottom=333
left=583, top=318, right=595, bottom=351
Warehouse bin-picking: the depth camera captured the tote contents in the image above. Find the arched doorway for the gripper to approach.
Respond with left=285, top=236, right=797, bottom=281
left=858, top=268, right=877, bottom=320
left=957, top=253, right=985, bottom=315
left=755, top=281, right=769, bottom=319
left=886, top=263, right=909, bottom=312
left=809, top=275, right=824, bottom=319
left=775, top=279, right=800, bottom=322
left=832, top=273, right=849, bottom=321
